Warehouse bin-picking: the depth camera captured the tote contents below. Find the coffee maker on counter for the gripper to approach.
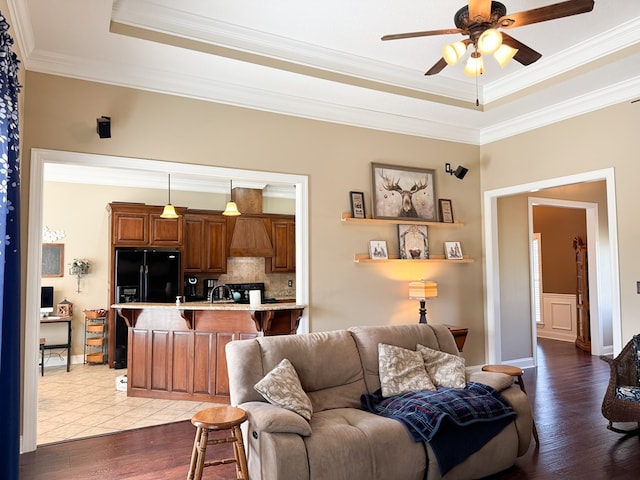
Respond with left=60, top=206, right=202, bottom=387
left=185, top=275, right=199, bottom=300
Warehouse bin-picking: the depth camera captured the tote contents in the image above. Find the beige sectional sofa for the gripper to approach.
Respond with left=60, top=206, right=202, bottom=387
left=226, top=323, right=532, bottom=480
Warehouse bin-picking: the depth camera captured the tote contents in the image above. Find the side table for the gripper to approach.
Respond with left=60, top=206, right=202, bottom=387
left=482, top=364, right=539, bottom=446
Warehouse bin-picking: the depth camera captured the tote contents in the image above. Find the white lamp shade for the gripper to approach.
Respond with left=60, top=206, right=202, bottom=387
left=493, top=44, right=518, bottom=68
left=222, top=201, right=241, bottom=216
left=442, top=41, right=467, bottom=66
left=464, top=52, right=485, bottom=77
left=477, top=29, right=502, bottom=55
left=408, top=280, right=438, bottom=299
left=160, top=204, right=179, bottom=219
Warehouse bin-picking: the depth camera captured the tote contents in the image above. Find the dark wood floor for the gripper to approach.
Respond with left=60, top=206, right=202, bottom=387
left=20, top=338, right=640, bottom=479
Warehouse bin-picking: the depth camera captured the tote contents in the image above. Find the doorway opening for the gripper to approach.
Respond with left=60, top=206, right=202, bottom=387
left=483, top=168, right=621, bottom=367
left=22, top=148, right=310, bottom=453
left=528, top=198, right=607, bottom=367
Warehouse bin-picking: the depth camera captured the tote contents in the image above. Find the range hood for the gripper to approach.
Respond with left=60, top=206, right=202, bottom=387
left=227, top=187, right=274, bottom=257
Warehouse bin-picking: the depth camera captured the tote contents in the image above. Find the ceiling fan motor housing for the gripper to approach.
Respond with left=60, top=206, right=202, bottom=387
left=454, top=1, right=507, bottom=31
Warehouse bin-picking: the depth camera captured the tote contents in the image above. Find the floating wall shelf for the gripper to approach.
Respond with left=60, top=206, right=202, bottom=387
left=353, top=253, right=474, bottom=264
left=341, top=212, right=463, bottom=227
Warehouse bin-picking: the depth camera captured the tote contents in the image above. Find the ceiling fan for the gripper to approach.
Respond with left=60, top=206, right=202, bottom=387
left=382, top=0, right=595, bottom=76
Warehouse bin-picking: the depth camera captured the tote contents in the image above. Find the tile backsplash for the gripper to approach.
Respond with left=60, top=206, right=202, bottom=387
left=209, top=257, right=295, bottom=299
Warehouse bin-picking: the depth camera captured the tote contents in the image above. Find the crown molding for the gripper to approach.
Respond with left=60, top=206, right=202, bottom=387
left=480, top=75, right=640, bottom=144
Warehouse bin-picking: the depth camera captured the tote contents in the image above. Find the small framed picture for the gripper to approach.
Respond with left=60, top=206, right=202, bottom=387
left=350, top=191, right=366, bottom=219
left=439, top=199, right=454, bottom=223
left=398, top=224, right=429, bottom=259
left=444, top=241, right=464, bottom=260
left=369, top=240, right=388, bottom=260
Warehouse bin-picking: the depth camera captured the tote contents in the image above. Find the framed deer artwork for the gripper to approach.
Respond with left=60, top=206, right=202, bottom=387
left=370, top=163, right=437, bottom=221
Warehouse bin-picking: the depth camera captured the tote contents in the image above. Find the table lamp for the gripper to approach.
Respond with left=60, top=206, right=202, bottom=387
left=408, top=280, right=438, bottom=324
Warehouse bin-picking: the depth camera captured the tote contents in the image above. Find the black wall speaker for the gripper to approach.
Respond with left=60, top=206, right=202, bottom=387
left=96, top=116, right=111, bottom=138
left=454, top=165, right=468, bottom=180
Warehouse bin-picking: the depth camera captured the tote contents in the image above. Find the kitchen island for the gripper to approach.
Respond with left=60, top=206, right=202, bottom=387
left=112, top=302, right=306, bottom=403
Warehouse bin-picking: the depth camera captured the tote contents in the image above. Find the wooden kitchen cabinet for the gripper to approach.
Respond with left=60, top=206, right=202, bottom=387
left=267, top=216, right=295, bottom=273
left=183, top=213, right=227, bottom=273
left=108, top=203, right=185, bottom=247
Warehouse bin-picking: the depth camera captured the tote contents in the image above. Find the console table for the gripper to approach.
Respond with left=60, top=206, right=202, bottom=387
left=40, top=316, right=72, bottom=375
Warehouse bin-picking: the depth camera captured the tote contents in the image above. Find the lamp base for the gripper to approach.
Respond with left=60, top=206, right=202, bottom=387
left=418, top=299, right=427, bottom=324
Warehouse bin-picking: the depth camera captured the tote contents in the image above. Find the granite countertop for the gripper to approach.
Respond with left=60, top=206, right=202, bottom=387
left=111, top=301, right=306, bottom=311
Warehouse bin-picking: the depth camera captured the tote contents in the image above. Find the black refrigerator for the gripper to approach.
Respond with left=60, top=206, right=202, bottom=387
left=113, top=248, right=181, bottom=368
left=115, top=248, right=181, bottom=303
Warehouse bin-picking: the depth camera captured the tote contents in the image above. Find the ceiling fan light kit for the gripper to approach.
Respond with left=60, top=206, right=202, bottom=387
left=442, top=41, right=467, bottom=66
left=382, top=0, right=595, bottom=78
left=464, top=51, right=485, bottom=77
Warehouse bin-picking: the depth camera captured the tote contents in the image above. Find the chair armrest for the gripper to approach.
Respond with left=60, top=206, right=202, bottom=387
left=466, top=370, right=514, bottom=391
left=240, top=401, right=312, bottom=436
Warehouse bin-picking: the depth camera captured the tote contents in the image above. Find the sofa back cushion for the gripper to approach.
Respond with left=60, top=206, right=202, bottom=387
left=226, top=329, right=368, bottom=412
left=349, top=324, right=459, bottom=394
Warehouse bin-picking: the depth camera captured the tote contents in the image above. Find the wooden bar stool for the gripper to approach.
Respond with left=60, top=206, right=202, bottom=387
left=187, top=406, right=249, bottom=480
left=482, top=364, right=539, bottom=446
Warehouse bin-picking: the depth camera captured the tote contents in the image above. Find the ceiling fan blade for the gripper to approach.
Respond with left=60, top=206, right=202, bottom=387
left=382, top=28, right=462, bottom=41
left=500, top=33, right=542, bottom=65
left=425, top=58, right=448, bottom=76
left=468, top=0, right=492, bottom=21
left=499, top=0, right=594, bottom=29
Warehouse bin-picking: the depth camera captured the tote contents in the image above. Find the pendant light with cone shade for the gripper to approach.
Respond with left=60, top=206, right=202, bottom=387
left=222, top=180, right=241, bottom=216
left=160, top=173, right=179, bottom=218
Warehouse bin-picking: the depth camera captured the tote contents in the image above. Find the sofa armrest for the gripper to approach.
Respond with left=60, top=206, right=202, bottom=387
left=466, top=370, right=514, bottom=391
left=241, top=401, right=312, bottom=436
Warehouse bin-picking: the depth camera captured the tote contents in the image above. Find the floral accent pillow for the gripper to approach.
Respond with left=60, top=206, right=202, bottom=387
left=417, top=344, right=466, bottom=389
left=378, top=343, right=436, bottom=398
left=254, top=358, right=313, bottom=421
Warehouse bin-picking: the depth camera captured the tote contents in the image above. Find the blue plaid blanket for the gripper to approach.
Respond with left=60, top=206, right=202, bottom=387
left=361, top=381, right=516, bottom=475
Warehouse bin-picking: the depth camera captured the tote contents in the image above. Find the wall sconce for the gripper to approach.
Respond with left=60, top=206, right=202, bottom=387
left=160, top=174, right=179, bottom=218
left=222, top=180, right=241, bottom=216
left=408, top=280, right=438, bottom=324
left=445, top=163, right=468, bottom=180
left=96, top=116, right=111, bottom=138
left=69, top=258, right=90, bottom=293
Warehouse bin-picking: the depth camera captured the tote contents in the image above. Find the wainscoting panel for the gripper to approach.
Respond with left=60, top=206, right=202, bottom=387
left=537, top=293, right=576, bottom=342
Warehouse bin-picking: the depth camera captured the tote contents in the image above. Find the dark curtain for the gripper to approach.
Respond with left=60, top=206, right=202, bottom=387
left=0, top=11, right=21, bottom=480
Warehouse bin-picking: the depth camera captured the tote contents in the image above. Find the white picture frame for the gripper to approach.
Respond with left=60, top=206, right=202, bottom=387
left=444, top=241, right=463, bottom=260
left=369, top=240, right=388, bottom=260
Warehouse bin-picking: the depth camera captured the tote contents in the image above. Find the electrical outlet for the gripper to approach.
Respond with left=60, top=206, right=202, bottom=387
left=288, top=280, right=293, bottom=288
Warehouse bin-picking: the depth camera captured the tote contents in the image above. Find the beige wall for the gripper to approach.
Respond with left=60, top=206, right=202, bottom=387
left=482, top=103, right=635, bottom=350
left=533, top=206, right=587, bottom=295
left=23, top=73, right=485, bottom=362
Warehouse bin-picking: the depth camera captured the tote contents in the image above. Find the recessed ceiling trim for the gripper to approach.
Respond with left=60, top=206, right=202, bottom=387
left=111, top=0, right=478, bottom=106
left=480, top=76, right=640, bottom=144
left=484, top=17, right=640, bottom=104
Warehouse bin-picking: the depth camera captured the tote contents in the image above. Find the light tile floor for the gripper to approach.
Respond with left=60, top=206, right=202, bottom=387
left=37, top=363, right=224, bottom=445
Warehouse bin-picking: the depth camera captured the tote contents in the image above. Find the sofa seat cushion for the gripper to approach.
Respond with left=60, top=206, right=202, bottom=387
left=305, top=408, right=425, bottom=480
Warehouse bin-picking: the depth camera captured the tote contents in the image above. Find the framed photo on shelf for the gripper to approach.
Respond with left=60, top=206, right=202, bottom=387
left=439, top=199, right=454, bottom=223
left=444, top=241, right=464, bottom=260
left=369, top=240, right=389, bottom=260
left=370, top=163, right=437, bottom=221
left=398, top=224, right=429, bottom=259
left=349, top=191, right=366, bottom=219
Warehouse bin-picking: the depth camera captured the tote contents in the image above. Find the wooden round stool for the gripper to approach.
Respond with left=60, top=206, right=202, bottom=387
left=482, top=364, right=540, bottom=446
left=187, top=406, right=249, bottom=480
